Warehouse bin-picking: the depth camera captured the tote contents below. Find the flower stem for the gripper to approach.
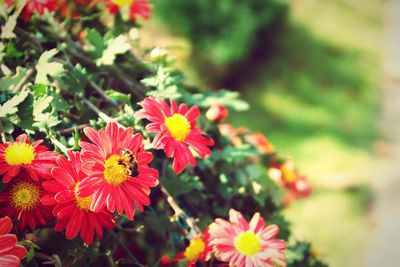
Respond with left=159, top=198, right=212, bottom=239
left=112, top=232, right=144, bottom=267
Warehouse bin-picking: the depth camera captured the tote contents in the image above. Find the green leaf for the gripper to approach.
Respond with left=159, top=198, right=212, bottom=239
left=4, top=42, right=23, bottom=58
left=33, top=96, right=53, bottom=117
left=0, top=89, right=29, bottom=117
left=0, top=0, right=26, bottom=39
left=0, top=67, right=27, bottom=92
left=143, top=67, right=182, bottom=99
left=185, top=89, right=249, bottom=111
left=35, top=49, right=65, bottom=85
left=33, top=112, right=61, bottom=131
left=105, top=89, right=131, bottom=104
left=8, top=92, right=34, bottom=131
left=86, top=28, right=106, bottom=59
left=96, top=35, right=131, bottom=66
left=56, top=64, right=88, bottom=94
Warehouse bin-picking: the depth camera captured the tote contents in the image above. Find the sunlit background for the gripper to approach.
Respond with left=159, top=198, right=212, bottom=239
left=139, top=0, right=400, bottom=266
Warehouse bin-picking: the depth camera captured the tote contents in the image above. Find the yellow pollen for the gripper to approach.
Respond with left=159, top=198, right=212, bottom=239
left=164, top=114, right=191, bottom=142
left=111, top=0, right=134, bottom=7
left=4, top=142, right=35, bottom=166
left=234, top=231, right=262, bottom=257
left=184, top=238, right=206, bottom=261
left=11, top=181, right=40, bottom=211
left=74, top=183, right=92, bottom=211
left=103, top=155, right=129, bottom=185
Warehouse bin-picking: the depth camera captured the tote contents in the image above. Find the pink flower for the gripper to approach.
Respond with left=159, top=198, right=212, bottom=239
left=208, top=209, right=287, bottom=267
left=78, top=122, right=159, bottom=220
left=136, top=97, right=214, bottom=174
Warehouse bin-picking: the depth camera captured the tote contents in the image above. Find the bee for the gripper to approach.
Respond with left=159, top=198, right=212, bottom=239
left=117, top=148, right=139, bottom=177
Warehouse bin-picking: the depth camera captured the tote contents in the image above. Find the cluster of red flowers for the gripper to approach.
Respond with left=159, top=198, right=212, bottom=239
left=173, top=209, right=287, bottom=267
left=0, top=98, right=290, bottom=266
left=4, top=0, right=152, bottom=22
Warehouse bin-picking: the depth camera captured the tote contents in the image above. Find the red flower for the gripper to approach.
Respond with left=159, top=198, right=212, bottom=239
left=0, top=171, right=53, bottom=232
left=0, top=134, right=58, bottom=183
left=0, top=216, right=27, bottom=267
left=269, top=160, right=312, bottom=200
left=18, top=0, right=58, bottom=21
left=129, top=0, right=152, bottom=21
left=42, top=151, right=117, bottom=245
left=103, top=0, right=152, bottom=21
left=174, top=230, right=212, bottom=266
left=245, top=132, right=275, bottom=155
left=205, top=105, right=229, bottom=123
left=136, top=97, right=214, bottom=174
left=78, top=122, right=159, bottom=220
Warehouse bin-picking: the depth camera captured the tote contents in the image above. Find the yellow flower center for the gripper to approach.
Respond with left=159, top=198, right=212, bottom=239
left=281, top=166, right=296, bottom=182
left=11, top=181, right=40, bottom=211
left=103, top=155, right=130, bottom=185
left=234, top=231, right=262, bottom=257
left=74, top=183, right=92, bottom=211
left=111, top=0, right=134, bottom=7
left=4, top=142, right=36, bottom=166
left=184, top=238, right=206, bottom=261
left=164, top=114, right=191, bottom=142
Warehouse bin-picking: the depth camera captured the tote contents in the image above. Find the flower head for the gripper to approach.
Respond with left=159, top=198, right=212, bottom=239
left=0, top=134, right=58, bottom=183
left=174, top=230, right=212, bottom=266
left=0, top=171, right=53, bottom=232
left=206, top=105, right=229, bottom=123
left=42, top=151, right=117, bottom=245
left=78, top=122, right=159, bottom=220
left=269, top=160, right=312, bottom=200
left=209, top=209, right=287, bottom=267
left=136, top=97, right=214, bottom=174
left=245, top=132, right=275, bottom=155
left=19, top=0, right=58, bottom=21
left=104, top=0, right=152, bottom=21
left=0, top=216, right=27, bottom=267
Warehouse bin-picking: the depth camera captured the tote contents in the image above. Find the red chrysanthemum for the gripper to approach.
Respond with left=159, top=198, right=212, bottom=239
left=209, top=209, right=287, bottom=267
left=0, top=134, right=58, bottom=183
left=15, top=0, right=58, bottom=22
left=0, top=216, right=27, bottom=267
left=102, top=0, right=152, bottom=21
left=269, top=160, right=312, bottom=200
left=0, top=171, right=53, bottom=232
left=174, top=230, right=213, bottom=266
left=78, top=122, right=159, bottom=220
left=42, top=151, right=117, bottom=245
left=136, top=97, right=214, bottom=174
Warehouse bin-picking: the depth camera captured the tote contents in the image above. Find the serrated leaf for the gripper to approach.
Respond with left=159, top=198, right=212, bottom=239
left=0, top=0, right=26, bottom=39
left=0, top=67, right=27, bottom=92
left=186, top=89, right=249, bottom=111
left=56, top=63, right=87, bottom=94
left=35, top=49, right=65, bottom=85
left=33, top=96, right=53, bottom=117
left=33, top=112, right=61, bottom=131
left=8, top=92, right=34, bottom=131
left=86, top=28, right=106, bottom=59
left=0, top=89, right=29, bottom=117
left=96, top=35, right=131, bottom=66
left=142, top=67, right=182, bottom=99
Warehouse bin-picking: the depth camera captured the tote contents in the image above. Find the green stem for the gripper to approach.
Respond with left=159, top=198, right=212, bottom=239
left=112, top=232, right=144, bottom=267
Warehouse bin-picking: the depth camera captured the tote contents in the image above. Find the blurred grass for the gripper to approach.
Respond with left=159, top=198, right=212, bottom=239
left=228, top=0, right=382, bottom=266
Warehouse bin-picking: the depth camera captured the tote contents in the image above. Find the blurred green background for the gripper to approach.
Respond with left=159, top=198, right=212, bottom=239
left=143, top=0, right=383, bottom=266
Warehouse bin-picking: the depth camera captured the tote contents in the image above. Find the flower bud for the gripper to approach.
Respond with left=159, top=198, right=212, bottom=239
left=206, top=105, right=228, bottom=123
